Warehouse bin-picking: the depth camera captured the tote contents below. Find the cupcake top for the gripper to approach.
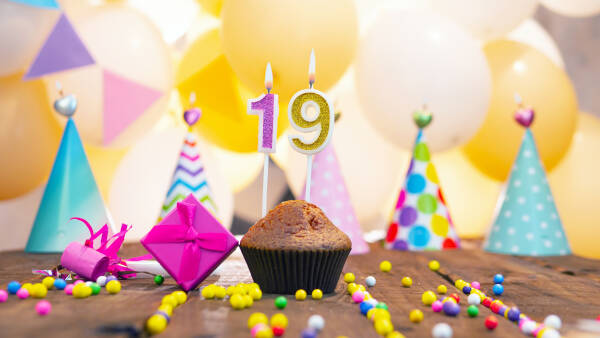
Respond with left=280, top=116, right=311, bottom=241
left=241, top=200, right=352, bottom=251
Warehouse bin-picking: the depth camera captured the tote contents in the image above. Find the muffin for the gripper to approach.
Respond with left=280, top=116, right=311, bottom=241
left=240, top=200, right=351, bottom=294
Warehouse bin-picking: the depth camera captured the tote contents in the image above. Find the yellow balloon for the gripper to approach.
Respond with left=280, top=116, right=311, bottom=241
left=463, top=40, right=578, bottom=181
left=196, top=0, right=222, bottom=17
left=549, top=113, right=600, bottom=259
left=221, top=0, right=358, bottom=99
left=0, top=73, right=61, bottom=200
left=177, top=29, right=289, bottom=153
left=85, top=145, right=128, bottom=200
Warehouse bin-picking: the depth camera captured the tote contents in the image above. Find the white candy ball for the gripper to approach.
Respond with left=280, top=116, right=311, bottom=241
left=365, top=276, right=376, bottom=287
left=85, top=281, right=93, bottom=286
left=308, top=314, right=325, bottom=331
left=541, top=328, right=560, bottom=338
left=467, top=293, right=481, bottom=305
left=96, top=276, right=107, bottom=287
left=432, top=322, right=453, bottom=338
left=521, top=320, right=537, bottom=334
left=544, top=314, right=562, bottom=329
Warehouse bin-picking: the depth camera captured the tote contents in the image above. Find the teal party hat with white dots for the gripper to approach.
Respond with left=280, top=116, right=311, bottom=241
left=484, top=101, right=571, bottom=256
left=384, top=109, right=460, bottom=251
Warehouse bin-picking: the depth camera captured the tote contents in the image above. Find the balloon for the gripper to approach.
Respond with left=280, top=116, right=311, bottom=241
left=127, top=0, right=201, bottom=44
left=507, top=19, right=564, bottom=69
left=109, top=127, right=234, bottom=240
left=0, top=186, right=44, bottom=251
left=176, top=28, right=289, bottom=153
left=549, top=113, right=600, bottom=259
left=44, top=4, right=173, bottom=147
left=463, top=40, right=578, bottom=181
left=355, top=9, right=491, bottom=152
left=541, top=0, right=600, bottom=17
left=85, top=145, right=128, bottom=199
left=209, top=146, right=265, bottom=193
left=0, top=73, right=62, bottom=200
left=221, top=0, right=358, bottom=99
left=284, top=70, right=409, bottom=232
left=429, top=0, right=538, bottom=41
left=196, top=0, right=222, bottom=16
left=0, top=1, right=58, bottom=77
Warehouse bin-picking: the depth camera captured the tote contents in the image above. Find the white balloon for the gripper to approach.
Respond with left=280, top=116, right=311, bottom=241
left=127, top=0, right=200, bottom=44
left=209, top=146, right=265, bottom=193
left=109, top=127, right=234, bottom=241
left=285, top=70, right=409, bottom=232
left=429, top=0, right=539, bottom=41
left=541, top=0, right=600, bottom=17
left=507, top=19, right=564, bottom=69
left=355, top=9, right=491, bottom=152
left=0, top=2, right=58, bottom=76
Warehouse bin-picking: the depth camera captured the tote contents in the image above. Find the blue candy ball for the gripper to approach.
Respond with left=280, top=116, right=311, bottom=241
left=462, top=286, right=471, bottom=295
left=360, top=301, right=375, bottom=315
left=7, top=281, right=20, bottom=294
left=493, top=274, right=504, bottom=284
left=301, top=328, right=318, bottom=338
left=54, top=278, right=67, bottom=290
left=493, top=283, right=504, bottom=295
left=507, top=307, right=520, bottom=322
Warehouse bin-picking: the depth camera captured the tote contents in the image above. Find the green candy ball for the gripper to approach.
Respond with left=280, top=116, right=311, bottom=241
left=90, top=283, right=101, bottom=295
left=154, top=275, right=165, bottom=286
left=467, top=305, right=479, bottom=317
left=274, top=296, right=287, bottom=309
left=375, top=302, right=388, bottom=311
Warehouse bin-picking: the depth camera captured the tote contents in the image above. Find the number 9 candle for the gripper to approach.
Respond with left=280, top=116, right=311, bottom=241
left=288, top=50, right=334, bottom=202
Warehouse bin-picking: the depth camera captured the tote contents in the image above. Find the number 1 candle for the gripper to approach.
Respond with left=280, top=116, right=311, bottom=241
left=247, top=62, right=278, bottom=216
left=288, top=49, right=334, bottom=202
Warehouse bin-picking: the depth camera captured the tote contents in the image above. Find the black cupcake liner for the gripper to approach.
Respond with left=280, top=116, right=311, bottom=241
left=240, top=246, right=350, bottom=294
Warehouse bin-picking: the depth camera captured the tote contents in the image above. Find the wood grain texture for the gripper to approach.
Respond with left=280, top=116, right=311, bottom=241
left=0, top=242, right=598, bottom=337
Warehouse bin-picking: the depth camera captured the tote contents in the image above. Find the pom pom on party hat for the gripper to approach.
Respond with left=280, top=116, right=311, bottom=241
left=158, top=103, right=217, bottom=220
left=484, top=102, right=570, bottom=256
left=384, top=109, right=460, bottom=251
left=26, top=91, right=110, bottom=253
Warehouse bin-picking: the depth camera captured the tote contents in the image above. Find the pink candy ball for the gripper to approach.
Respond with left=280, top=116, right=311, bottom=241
left=431, top=300, right=443, bottom=312
left=64, top=284, right=75, bottom=295
left=251, top=323, right=268, bottom=337
left=74, top=280, right=84, bottom=285
left=35, top=300, right=52, bottom=316
left=471, top=281, right=481, bottom=290
left=352, top=291, right=365, bottom=303
left=0, top=290, right=8, bottom=302
left=16, top=288, right=29, bottom=299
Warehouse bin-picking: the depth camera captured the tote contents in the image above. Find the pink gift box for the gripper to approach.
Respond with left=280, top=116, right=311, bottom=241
left=141, top=194, right=238, bottom=291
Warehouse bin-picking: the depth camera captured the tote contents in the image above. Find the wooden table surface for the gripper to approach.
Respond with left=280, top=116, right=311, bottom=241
left=0, top=242, right=599, bottom=338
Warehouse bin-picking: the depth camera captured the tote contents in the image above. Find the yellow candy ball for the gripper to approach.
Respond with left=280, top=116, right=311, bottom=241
left=236, top=283, right=249, bottom=294
left=409, top=309, right=424, bottom=323
left=158, top=304, right=173, bottom=317
left=371, top=308, right=391, bottom=322
left=437, top=285, right=448, bottom=294
left=311, top=289, right=323, bottom=300
left=248, top=312, right=269, bottom=329
left=162, top=294, right=178, bottom=308
left=366, top=308, right=376, bottom=320
left=21, top=283, right=33, bottom=292
left=106, top=280, right=121, bottom=294
left=357, top=285, right=366, bottom=292
left=374, top=319, right=394, bottom=335
left=428, top=260, right=440, bottom=271
left=295, top=289, right=307, bottom=301
left=226, top=285, right=235, bottom=296
left=201, top=286, right=215, bottom=299
left=231, top=286, right=246, bottom=295
left=347, top=283, right=358, bottom=295
left=380, top=260, right=392, bottom=272
left=215, top=286, right=227, bottom=299
left=344, top=273, right=355, bottom=283
left=249, top=283, right=260, bottom=290
left=442, top=297, right=456, bottom=304
left=270, top=313, right=288, bottom=329
left=230, top=294, right=245, bottom=310
left=364, top=292, right=373, bottom=301
left=171, top=290, right=187, bottom=305
left=42, top=277, right=55, bottom=290
left=146, top=314, right=167, bottom=335
left=256, top=327, right=274, bottom=338
left=386, top=331, right=406, bottom=338
left=401, top=277, right=412, bottom=287
left=243, top=294, right=254, bottom=308
left=31, top=283, right=47, bottom=298
left=454, top=279, right=465, bottom=289
left=422, top=291, right=437, bottom=306
left=249, top=288, right=262, bottom=300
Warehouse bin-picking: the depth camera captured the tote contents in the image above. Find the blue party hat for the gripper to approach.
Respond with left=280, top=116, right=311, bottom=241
left=484, top=105, right=570, bottom=256
left=26, top=94, right=109, bottom=253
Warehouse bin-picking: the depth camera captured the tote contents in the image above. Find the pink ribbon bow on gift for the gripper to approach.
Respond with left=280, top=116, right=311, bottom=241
left=142, top=202, right=228, bottom=282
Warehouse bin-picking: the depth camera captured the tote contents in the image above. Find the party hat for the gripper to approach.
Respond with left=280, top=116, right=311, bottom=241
left=384, top=109, right=460, bottom=251
left=26, top=90, right=110, bottom=253
left=484, top=101, right=570, bottom=256
left=300, top=142, right=369, bottom=254
left=159, top=100, right=216, bottom=220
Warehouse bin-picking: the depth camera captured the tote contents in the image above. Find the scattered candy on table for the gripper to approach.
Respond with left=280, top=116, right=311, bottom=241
left=270, top=313, right=288, bottom=329
left=146, top=314, right=168, bottom=335
left=311, top=289, right=323, bottom=300
left=544, top=314, right=562, bottom=329
left=295, top=289, right=307, bottom=300
left=31, top=283, right=47, bottom=298
left=16, top=288, right=29, bottom=299
left=35, top=300, right=52, bottom=316
left=73, top=283, right=92, bottom=298
left=485, top=316, right=498, bottom=330
left=201, top=285, right=215, bottom=299
left=272, top=325, right=285, bottom=337
left=374, top=318, right=394, bottom=335
left=401, top=277, right=412, bottom=287
left=154, top=275, right=164, bottom=285
left=248, top=287, right=261, bottom=300
left=428, top=260, right=440, bottom=271
left=64, top=284, right=75, bottom=295
left=343, top=272, right=355, bottom=283
left=437, top=285, right=447, bottom=294
left=346, top=283, right=358, bottom=295
left=7, top=281, right=21, bottom=294
left=365, top=276, right=376, bottom=287
left=106, top=280, right=121, bottom=294
left=230, top=294, right=245, bottom=310
left=360, top=301, right=375, bottom=315
left=21, top=283, right=33, bottom=292
left=96, top=276, right=107, bottom=287
left=492, top=283, right=504, bottom=295
left=53, top=278, right=67, bottom=290
left=301, top=328, right=318, bottom=338
left=409, top=309, right=424, bottom=323
left=308, top=314, right=325, bottom=331
left=467, top=305, right=479, bottom=317
left=172, top=291, right=187, bottom=305
left=471, top=281, right=480, bottom=290
left=248, top=312, right=269, bottom=329
left=431, top=323, right=452, bottom=338
left=42, top=277, right=54, bottom=290
left=379, top=260, right=392, bottom=272
left=352, top=290, right=365, bottom=303
left=493, top=274, right=504, bottom=284
left=467, top=293, right=480, bottom=305
left=90, top=282, right=101, bottom=295
left=0, top=289, right=7, bottom=302
left=275, top=296, right=287, bottom=309
left=462, top=285, right=471, bottom=295
left=422, top=291, right=437, bottom=305
left=442, top=301, right=460, bottom=316
left=431, top=300, right=443, bottom=312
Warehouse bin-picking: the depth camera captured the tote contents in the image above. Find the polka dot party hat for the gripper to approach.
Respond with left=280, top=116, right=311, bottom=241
left=384, top=109, right=460, bottom=251
left=300, top=143, right=369, bottom=254
left=484, top=104, right=570, bottom=256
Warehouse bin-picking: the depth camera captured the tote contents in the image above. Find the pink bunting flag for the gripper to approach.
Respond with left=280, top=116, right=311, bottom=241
left=300, top=144, right=369, bottom=254
left=102, top=69, right=163, bottom=145
left=24, top=13, right=95, bottom=79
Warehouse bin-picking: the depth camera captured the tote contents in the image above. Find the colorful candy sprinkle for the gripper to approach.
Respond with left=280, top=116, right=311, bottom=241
left=431, top=300, right=443, bottom=312
left=31, top=283, right=47, bottom=298
left=0, top=290, right=7, bottom=302
left=248, top=312, right=269, bottom=329
left=308, top=314, right=325, bottom=331
left=64, top=284, right=75, bottom=295
left=544, top=314, right=562, bottom=329
left=467, top=293, right=481, bottom=305
left=270, top=313, right=288, bottom=329
left=379, top=260, right=392, bottom=272
left=365, top=276, right=376, bottom=287
left=471, top=281, right=481, bottom=290
left=409, top=309, right=424, bottom=323
left=16, top=288, right=29, bottom=299
left=275, top=296, right=287, bottom=309
left=492, top=284, right=504, bottom=295
left=311, top=289, right=323, bottom=300
left=42, top=277, right=55, bottom=290
left=248, top=287, right=261, bottom=300
left=428, top=260, right=440, bottom=271
left=442, top=301, right=460, bottom=316
left=96, top=276, right=107, bottom=287
left=35, top=300, right=52, bottom=316
left=346, top=283, right=358, bottom=295
left=146, top=314, right=167, bottom=335
left=437, top=285, right=447, bottom=294
left=493, top=274, right=504, bottom=284
left=7, top=281, right=20, bottom=294
left=485, top=316, right=498, bottom=330
left=343, top=273, right=355, bottom=283
left=53, top=278, right=67, bottom=290
left=106, top=280, right=121, bottom=294
left=230, top=294, right=245, bottom=310
left=467, top=305, right=479, bottom=317
left=401, top=277, right=412, bottom=287
left=295, top=289, right=307, bottom=301
left=374, top=319, right=394, bottom=335
left=352, top=291, right=365, bottom=303
left=432, top=323, right=452, bottom=338
left=154, top=275, right=164, bottom=285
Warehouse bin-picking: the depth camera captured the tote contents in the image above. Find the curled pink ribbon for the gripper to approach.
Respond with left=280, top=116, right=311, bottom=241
left=142, top=202, right=227, bottom=281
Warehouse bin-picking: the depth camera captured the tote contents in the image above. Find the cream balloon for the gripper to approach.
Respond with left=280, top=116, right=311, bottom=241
left=429, top=0, right=538, bottom=41
left=541, top=0, right=600, bottom=17
left=44, top=4, right=173, bottom=147
left=355, top=9, right=491, bottom=152
left=109, top=127, right=234, bottom=240
left=549, top=113, right=600, bottom=259
left=0, top=186, right=44, bottom=251
left=0, top=1, right=58, bottom=76
left=507, top=19, right=564, bottom=69
left=127, top=0, right=200, bottom=44
left=285, top=70, right=409, bottom=232
left=208, top=146, right=265, bottom=193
